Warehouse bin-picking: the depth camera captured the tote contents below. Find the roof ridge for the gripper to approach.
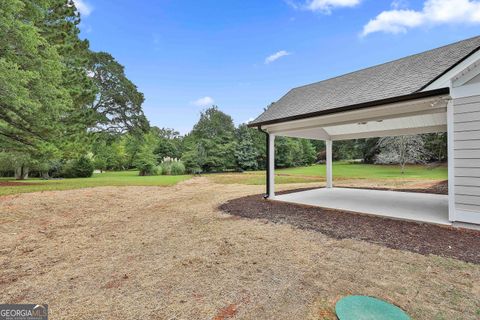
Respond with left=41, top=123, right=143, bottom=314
left=291, top=35, right=480, bottom=92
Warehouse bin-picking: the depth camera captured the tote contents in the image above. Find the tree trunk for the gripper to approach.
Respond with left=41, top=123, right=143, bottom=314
left=15, top=166, right=29, bottom=180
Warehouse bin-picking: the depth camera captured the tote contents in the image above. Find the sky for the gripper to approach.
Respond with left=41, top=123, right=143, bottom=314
left=75, top=0, right=480, bottom=134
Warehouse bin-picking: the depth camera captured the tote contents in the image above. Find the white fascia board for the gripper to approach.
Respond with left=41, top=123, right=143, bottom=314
left=423, top=50, right=480, bottom=91
left=449, top=58, right=480, bottom=99
left=451, top=59, right=480, bottom=87
left=262, top=96, right=448, bottom=136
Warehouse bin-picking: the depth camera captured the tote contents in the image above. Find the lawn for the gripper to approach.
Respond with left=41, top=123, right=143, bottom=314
left=1, top=178, right=478, bottom=319
left=0, top=171, right=190, bottom=196
left=208, top=162, right=448, bottom=185
left=280, top=162, right=448, bottom=179
left=0, top=163, right=448, bottom=196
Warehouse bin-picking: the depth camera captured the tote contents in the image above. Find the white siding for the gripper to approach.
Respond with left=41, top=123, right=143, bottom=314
left=453, top=95, right=480, bottom=217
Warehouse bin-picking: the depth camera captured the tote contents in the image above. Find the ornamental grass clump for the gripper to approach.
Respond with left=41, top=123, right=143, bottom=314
left=159, top=157, right=186, bottom=175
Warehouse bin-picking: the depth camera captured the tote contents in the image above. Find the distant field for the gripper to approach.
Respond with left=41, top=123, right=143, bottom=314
left=0, top=171, right=190, bottom=196
left=279, top=162, right=448, bottom=179
left=0, top=163, right=448, bottom=196
left=208, top=162, right=448, bottom=185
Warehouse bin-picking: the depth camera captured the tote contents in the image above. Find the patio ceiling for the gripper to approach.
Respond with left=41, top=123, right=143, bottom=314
left=262, top=94, right=449, bottom=141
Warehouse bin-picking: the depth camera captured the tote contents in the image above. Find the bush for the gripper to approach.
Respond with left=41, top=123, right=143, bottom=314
left=134, top=149, right=157, bottom=176
left=159, top=158, right=186, bottom=175
left=61, top=156, right=94, bottom=178
left=153, top=165, right=163, bottom=175
left=170, top=161, right=186, bottom=175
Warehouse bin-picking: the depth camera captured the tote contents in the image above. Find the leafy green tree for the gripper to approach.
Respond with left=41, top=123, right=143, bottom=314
left=61, top=155, right=95, bottom=178
left=88, top=52, right=148, bottom=133
left=355, top=138, right=380, bottom=163
left=92, top=138, right=114, bottom=172
left=235, top=124, right=258, bottom=171
left=133, top=132, right=159, bottom=176
left=423, top=133, right=447, bottom=162
left=182, top=107, right=236, bottom=172
left=151, top=127, right=184, bottom=160
left=0, top=0, right=73, bottom=156
left=300, top=139, right=316, bottom=165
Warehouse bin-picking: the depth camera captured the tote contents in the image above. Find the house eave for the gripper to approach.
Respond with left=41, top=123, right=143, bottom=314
left=248, top=87, right=450, bottom=129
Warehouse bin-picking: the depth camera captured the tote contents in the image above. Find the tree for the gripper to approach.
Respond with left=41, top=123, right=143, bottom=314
left=88, top=52, right=149, bottom=133
left=376, top=135, right=428, bottom=173
left=300, top=139, right=316, bottom=165
left=356, top=138, right=380, bottom=163
left=92, top=138, right=114, bottom=172
left=0, top=0, right=73, bottom=154
left=275, top=137, right=302, bottom=168
left=133, top=132, right=159, bottom=176
left=423, top=133, right=447, bottom=162
left=235, top=124, right=258, bottom=171
left=182, top=106, right=236, bottom=172
left=152, top=127, right=183, bottom=160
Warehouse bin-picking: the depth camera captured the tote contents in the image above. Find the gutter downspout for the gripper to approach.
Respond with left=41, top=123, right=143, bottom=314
left=258, top=126, right=270, bottom=199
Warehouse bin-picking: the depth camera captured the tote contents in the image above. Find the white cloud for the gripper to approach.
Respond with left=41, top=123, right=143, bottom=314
left=265, top=50, right=291, bottom=64
left=287, top=0, right=362, bottom=13
left=73, top=0, right=93, bottom=17
left=391, top=0, right=409, bottom=9
left=362, top=0, right=480, bottom=36
left=192, top=96, right=215, bottom=107
left=307, top=0, right=361, bottom=12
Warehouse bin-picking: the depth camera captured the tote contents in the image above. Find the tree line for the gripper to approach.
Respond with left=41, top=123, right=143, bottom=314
left=75, top=106, right=447, bottom=176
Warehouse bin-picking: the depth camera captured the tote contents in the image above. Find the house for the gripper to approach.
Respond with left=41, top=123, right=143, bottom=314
left=248, top=35, right=480, bottom=229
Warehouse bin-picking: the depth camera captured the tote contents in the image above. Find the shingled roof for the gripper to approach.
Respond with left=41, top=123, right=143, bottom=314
left=250, top=35, right=480, bottom=127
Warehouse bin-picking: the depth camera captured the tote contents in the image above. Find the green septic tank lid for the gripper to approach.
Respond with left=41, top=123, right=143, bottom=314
left=336, top=295, right=411, bottom=320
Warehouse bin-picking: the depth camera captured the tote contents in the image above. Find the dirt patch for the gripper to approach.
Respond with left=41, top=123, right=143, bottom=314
left=1, top=178, right=479, bottom=319
left=0, top=181, right=43, bottom=187
left=213, top=303, right=238, bottom=320
left=220, top=187, right=480, bottom=265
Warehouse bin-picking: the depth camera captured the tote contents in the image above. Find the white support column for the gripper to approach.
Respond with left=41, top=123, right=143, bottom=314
left=268, top=134, right=275, bottom=198
left=447, top=99, right=456, bottom=222
left=326, top=140, right=333, bottom=188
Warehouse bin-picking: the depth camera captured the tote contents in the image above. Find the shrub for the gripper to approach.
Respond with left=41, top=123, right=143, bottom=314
left=61, top=156, right=94, bottom=178
left=159, top=158, right=186, bottom=175
left=153, top=165, right=163, bottom=176
left=170, top=161, right=185, bottom=175
left=134, top=149, right=157, bottom=176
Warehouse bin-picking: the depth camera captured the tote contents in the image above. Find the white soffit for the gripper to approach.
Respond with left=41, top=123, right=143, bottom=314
left=264, top=95, right=448, bottom=139
left=324, top=113, right=447, bottom=136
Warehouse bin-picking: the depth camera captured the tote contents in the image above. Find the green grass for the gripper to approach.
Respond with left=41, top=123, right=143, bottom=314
left=208, top=162, right=448, bottom=185
left=1, top=163, right=448, bottom=195
left=0, top=171, right=190, bottom=196
left=279, top=162, right=448, bottom=180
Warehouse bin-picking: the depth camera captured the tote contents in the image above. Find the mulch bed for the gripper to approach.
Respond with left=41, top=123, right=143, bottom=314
left=219, top=184, right=480, bottom=265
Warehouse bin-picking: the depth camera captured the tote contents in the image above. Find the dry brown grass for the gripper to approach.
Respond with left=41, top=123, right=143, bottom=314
left=1, top=178, right=479, bottom=319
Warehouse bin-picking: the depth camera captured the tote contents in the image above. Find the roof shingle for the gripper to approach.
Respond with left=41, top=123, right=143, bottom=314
left=250, top=36, right=480, bottom=126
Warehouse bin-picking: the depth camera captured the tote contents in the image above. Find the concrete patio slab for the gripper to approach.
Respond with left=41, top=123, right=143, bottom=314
left=273, top=188, right=450, bottom=225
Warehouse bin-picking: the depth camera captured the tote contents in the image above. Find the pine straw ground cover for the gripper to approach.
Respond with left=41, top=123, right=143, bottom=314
left=1, top=178, right=479, bottom=319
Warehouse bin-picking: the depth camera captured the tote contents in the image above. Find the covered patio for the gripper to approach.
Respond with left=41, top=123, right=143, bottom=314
left=274, top=188, right=449, bottom=225
left=264, top=91, right=451, bottom=225
left=248, top=36, right=480, bottom=228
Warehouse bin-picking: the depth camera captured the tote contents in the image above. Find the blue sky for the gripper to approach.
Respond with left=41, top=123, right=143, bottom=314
left=76, top=0, right=480, bottom=133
